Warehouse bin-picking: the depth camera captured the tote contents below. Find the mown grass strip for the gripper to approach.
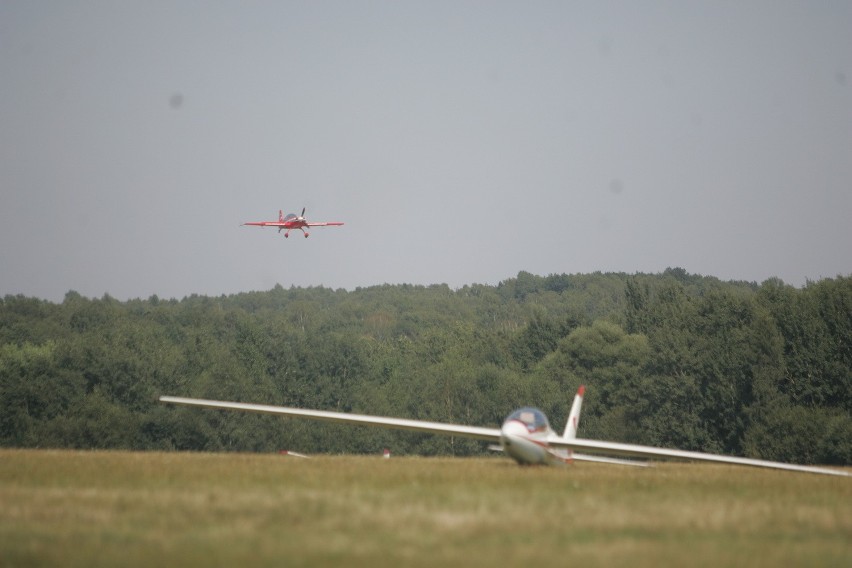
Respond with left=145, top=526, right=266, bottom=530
left=1, top=449, right=849, bottom=567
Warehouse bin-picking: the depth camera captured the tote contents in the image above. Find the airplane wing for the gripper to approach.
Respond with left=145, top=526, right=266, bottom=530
left=159, top=396, right=500, bottom=442
left=571, top=453, right=650, bottom=467
left=305, top=222, right=344, bottom=227
left=546, top=437, right=849, bottom=476
left=159, top=396, right=849, bottom=476
left=490, top=445, right=650, bottom=468
left=242, top=221, right=288, bottom=227
left=279, top=450, right=310, bottom=458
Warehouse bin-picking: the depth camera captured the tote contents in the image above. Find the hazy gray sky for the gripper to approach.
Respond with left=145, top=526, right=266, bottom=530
left=2, top=1, right=850, bottom=302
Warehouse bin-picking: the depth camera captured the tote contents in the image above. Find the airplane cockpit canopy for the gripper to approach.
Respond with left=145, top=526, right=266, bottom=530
left=283, top=213, right=298, bottom=221
left=505, top=407, right=550, bottom=433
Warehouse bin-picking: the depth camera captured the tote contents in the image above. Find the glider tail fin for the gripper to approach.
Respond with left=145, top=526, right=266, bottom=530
left=563, top=385, right=585, bottom=440
left=547, top=385, right=586, bottom=464
left=557, top=384, right=651, bottom=468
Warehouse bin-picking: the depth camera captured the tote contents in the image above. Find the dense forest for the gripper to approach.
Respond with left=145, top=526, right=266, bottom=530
left=2, top=269, right=850, bottom=465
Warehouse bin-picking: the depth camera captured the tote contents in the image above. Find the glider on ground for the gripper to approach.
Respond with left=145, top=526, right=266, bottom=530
left=242, top=208, right=344, bottom=238
left=159, top=387, right=849, bottom=476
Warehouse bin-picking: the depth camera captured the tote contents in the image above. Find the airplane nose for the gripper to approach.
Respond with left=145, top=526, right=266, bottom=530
left=500, top=419, right=547, bottom=465
left=500, top=420, right=530, bottom=440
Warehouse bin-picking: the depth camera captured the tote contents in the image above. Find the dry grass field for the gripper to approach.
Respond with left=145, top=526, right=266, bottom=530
left=0, top=449, right=849, bottom=567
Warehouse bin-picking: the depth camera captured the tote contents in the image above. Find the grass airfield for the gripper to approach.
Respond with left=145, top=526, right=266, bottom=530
left=1, top=449, right=849, bottom=567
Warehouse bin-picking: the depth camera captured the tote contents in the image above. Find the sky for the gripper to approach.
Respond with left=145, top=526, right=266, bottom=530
left=2, top=1, right=850, bottom=302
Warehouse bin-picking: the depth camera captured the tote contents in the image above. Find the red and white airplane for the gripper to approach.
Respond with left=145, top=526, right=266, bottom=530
left=159, top=387, right=849, bottom=476
left=242, top=208, right=344, bottom=238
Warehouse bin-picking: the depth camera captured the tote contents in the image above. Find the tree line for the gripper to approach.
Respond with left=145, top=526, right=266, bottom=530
left=1, top=269, right=850, bottom=465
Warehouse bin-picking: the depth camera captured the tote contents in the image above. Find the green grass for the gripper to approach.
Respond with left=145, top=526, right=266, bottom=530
left=1, top=449, right=850, bottom=567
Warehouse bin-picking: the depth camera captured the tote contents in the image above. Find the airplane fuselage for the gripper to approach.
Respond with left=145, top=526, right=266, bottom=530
left=498, top=407, right=566, bottom=465
left=500, top=420, right=555, bottom=465
left=276, top=214, right=308, bottom=237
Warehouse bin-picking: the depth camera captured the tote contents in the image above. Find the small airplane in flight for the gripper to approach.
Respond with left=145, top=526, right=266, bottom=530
left=159, top=387, right=850, bottom=476
left=242, top=208, right=344, bottom=238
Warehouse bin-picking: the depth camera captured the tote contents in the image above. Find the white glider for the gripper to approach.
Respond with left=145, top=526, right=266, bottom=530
left=159, top=386, right=849, bottom=476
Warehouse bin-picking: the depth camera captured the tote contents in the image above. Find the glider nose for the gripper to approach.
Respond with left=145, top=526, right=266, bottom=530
left=501, top=419, right=529, bottom=440
left=500, top=420, right=548, bottom=465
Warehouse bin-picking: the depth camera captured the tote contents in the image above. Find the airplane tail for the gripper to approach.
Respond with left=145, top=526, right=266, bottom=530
left=563, top=385, right=585, bottom=439
left=545, top=385, right=585, bottom=464
left=554, top=384, right=649, bottom=467
left=279, top=210, right=284, bottom=222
